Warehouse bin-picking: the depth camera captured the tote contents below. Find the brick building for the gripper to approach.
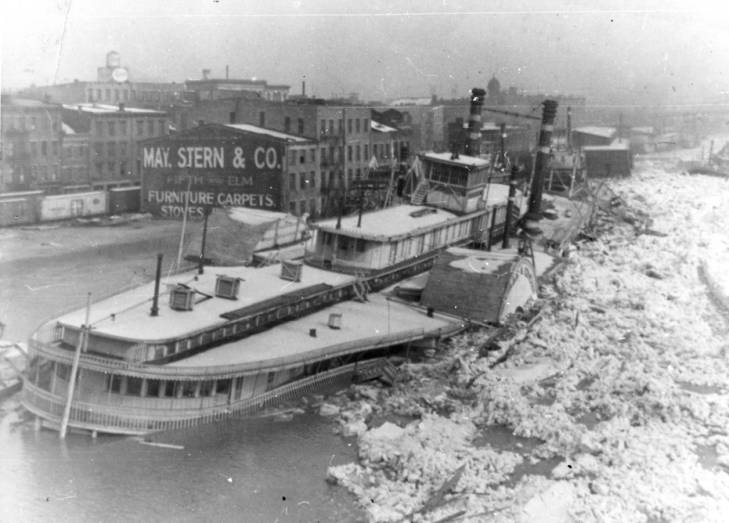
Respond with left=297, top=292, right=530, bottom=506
left=0, top=97, right=63, bottom=191
left=61, top=103, right=168, bottom=184
left=60, top=124, right=90, bottom=186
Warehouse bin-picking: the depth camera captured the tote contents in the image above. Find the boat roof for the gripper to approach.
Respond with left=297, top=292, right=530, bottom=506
left=166, top=293, right=458, bottom=369
left=420, top=151, right=491, bottom=169
left=312, top=204, right=460, bottom=240
left=57, top=263, right=354, bottom=342
left=573, top=126, right=616, bottom=139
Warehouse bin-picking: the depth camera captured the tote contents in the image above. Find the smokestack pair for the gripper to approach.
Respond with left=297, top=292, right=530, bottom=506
left=464, top=88, right=486, bottom=157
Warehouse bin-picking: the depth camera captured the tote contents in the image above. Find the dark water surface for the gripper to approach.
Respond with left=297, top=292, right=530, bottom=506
left=0, top=400, right=363, bottom=522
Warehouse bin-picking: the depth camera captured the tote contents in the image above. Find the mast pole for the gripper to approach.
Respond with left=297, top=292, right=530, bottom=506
left=60, top=292, right=91, bottom=439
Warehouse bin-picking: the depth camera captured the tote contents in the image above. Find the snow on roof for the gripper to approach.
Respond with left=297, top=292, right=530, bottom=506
left=62, top=103, right=166, bottom=115
left=421, top=151, right=491, bottom=169
left=314, top=204, right=459, bottom=240
left=573, top=126, right=617, bottom=139
left=57, top=262, right=354, bottom=341
left=224, top=123, right=311, bottom=143
left=61, top=123, right=76, bottom=134
left=225, top=207, right=295, bottom=225
left=166, top=293, right=455, bottom=369
left=371, top=120, right=398, bottom=133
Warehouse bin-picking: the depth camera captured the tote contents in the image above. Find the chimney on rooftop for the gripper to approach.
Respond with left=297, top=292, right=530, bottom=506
left=464, top=87, right=486, bottom=157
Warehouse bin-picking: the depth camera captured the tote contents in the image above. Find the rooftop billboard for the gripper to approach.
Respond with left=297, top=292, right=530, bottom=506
left=141, top=133, right=284, bottom=218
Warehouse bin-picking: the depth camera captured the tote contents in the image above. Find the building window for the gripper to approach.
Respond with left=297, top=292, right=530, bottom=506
left=285, top=117, right=291, bottom=133
left=300, top=172, right=307, bottom=190
left=347, top=119, right=352, bottom=134
left=120, top=120, right=127, bottom=135
left=321, top=147, right=327, bottom=163
left=297, top=118, right=304, bottom=135
left=363, top=118, right=369, bottom=131
left=355, top=118, right=360, bottom=133
left=300, top=153, right=305, bottom=164
left=289, top=173, right=296, bottom=190
left=347, top=145, right=352, bottom=162
left=120, top=142, right=128, bottom=157
left=259, top=111, right=265, bottom=127
left=356, top=168, right=361, bottom=179
left=147, top=120, right=154, bottom=136
left=310, top=171, right=316, bottom=188
left=108, top=142, right=116, bottom=157
left=105, top=89, right=110, bottom=101
left=320, top=119, right=325, bottom=134
left=41, top=141, right=47, bottom=156
left=310, top=149, right=315, bottom=163
left=108, top=121, right=116, bottom=136
left=289, top=201, right=296, bottom=214
left=96, top=89, right=101, bottom=100
left=159, top=119, right=166, bottom=135
left=355, top=144, right=360, bottom=161
left=137, top=120, right=143, bottom=135
left=329, top=119, right=334, bottom=133
left=364, top=144, right=369, bottom=159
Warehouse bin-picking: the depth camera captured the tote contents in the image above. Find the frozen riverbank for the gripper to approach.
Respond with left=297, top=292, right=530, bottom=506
left=325, top=156, right=729, bottom=522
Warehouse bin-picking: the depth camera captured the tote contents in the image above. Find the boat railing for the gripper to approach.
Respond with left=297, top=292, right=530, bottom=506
left=21, top=358, right=386, bottom=434
left=27, top=324, right=456, bottom=380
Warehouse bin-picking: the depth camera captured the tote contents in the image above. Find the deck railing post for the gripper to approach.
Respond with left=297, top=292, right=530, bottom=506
left=60, top=292, right=91, bottom=439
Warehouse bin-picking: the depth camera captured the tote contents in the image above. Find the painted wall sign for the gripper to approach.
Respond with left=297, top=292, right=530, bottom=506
left=142, top=135, right=283, bottom=217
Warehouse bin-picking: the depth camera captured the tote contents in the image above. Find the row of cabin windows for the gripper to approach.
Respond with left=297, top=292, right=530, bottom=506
left=321, top=232, right=367, bottom=252
left=101, top=374, right=272, bottom=400
left=319, top=118, right=369, bottom=136
left=429, top=164, right=469, bottom=186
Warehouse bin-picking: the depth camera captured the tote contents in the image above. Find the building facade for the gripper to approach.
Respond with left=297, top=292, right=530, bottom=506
left=61, top=103, right=168, bottom=184
left=0, top=97, right=63, bottom=192
left=140, top=123, right=320, bottom=218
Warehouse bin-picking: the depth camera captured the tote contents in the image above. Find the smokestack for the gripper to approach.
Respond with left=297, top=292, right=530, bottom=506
left=302, top=80, right=306, bottom=97
left=464, top=88, right=486, bottom=156
left=566, top=106, right=572, bottom=150
left=525, top=100, right=559, bottom=230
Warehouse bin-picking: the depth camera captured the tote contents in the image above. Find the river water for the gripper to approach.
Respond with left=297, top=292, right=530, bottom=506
left=0, top=397, right=364, bottom=522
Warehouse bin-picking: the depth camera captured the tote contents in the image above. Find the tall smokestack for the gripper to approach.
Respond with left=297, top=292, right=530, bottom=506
left=525, top=100, right=558, bottom=229
left=464, top=88, right=486, bottom=156
left=302, top=80, right=306, bottom=97
left=566, top=106, right=572, bottom=150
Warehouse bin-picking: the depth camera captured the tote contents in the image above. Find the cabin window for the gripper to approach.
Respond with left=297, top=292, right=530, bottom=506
left=267, top=372, right=275, bottom=388
left=110, top=375, right=123, bottom=393
left=55, top=363, right=71, bottom=381
left=164, top=381, right=176, bottom=397
left=181, top=381, right=197, bottom=398
left=147, top=379, right=161, bottom=397
left=339, top=237, right=350, bottom=251
left=323, top=232, right=333, bottom=246
left=234, top=376, right=244, bottom=399
left=200, top=380, right=215, bottom=397
left=356, top=239, right=366, bottom=252
left=216, top=379, right=231, bottom=395
left=127, top=377, right=143, bottom=396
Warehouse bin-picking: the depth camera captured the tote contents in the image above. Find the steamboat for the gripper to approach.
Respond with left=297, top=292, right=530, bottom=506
left=21, top=93, right=560, bottom=436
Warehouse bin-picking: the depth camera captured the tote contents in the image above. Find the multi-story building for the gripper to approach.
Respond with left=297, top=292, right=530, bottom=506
left=0, top=96, right=63, bottom=191
left=184, top=77, right=290, bottom=103
left=18, top=51, right=184, bottom=110
left=60, top=124, right=90, bottom=186
left=61, top=103, right=168, bottom=184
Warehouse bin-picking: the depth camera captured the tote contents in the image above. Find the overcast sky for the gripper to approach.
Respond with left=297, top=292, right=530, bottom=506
left=2, top=0, right=728, bottom=106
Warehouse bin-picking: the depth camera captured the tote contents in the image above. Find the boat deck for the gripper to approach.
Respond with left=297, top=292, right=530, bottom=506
left=56, top=263, right=355, bottom=342
left=167, top=294, right=460, bottom=369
